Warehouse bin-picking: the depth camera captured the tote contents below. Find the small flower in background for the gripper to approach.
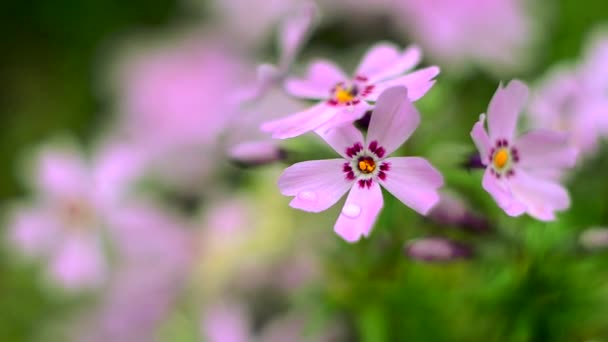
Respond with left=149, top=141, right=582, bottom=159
left=262, top=43, right=439, bottom=139
left=236, top=2, right=318, bottom=103
left=528, top=66, right=608, bottom=157
left=405, top=237, right=473, bottom=262
left=229, top=141, right=287, bottom=167
left=110, top=34, right=249, bottom=191
left=429, top=192, right=490, bottom=233
left=7, top=142, right=143, bottom=290
left=278, top=87, right=443, bottom=243
left=579, top=227, right=608, bottom=251
left=470, top=80, right=578, bottom=221
left=76, top=205, right=193, bottom=342
left=393, top=0, right=535, bottom=74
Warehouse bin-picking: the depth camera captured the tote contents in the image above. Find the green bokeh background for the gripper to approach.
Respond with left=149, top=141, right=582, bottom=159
left=2, top=0, right=608, bottom=341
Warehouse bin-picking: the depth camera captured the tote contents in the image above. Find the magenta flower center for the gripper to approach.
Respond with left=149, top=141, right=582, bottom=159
left=488, top=139, right=519, bottom=178
left=342, top=141, right=391, bottom=188
left=327, top=75, right=375, bottom=107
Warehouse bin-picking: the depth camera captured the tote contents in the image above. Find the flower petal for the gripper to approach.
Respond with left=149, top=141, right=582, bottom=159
left=8, top=207, right=61, bottom=258
left=278, top=159, right=353, bottom=212
left=515, top=129, right=578, bottom=170
left=355, top=43, right=422, bottom=83
left=49, top=233, right=107, bottom=290
left=277, top=2, right=317, bottom=72
left=366, top=86, right=420, bottom=156
left=36, top=147, right=90, bottom=200
left=470, top=114, right=491, bottom=165
left=508, top=169, right=570, bottom=221
left=314, top=101, right=370, bottom=134
left=284, top=60, right=347, bottom=99
left=334, top=182, right=383, bottom=243
left=379, top=157, right=443, bottom=215
left=488, top=80, right=529, bottom=141
left=261, top=103, right=339, bottom=139
left=366, top=66, right=440, bottom=102
left=315, top=124, right=364, bottom=159
left=482, top=168, right=526, bottom=217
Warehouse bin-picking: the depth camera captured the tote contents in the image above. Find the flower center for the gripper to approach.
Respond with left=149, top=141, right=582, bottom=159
left=358, top=156, right=376, bottom=174
left=334, top=84, right=357, bottom=104
left=493, top=148, right=509, bottom=170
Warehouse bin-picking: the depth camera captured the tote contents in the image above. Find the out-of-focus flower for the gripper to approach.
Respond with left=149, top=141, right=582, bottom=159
left=262, top=43, right=439, bottom=139
left=470, top=80, right=577, bottom=221
left=76, top=205, right=193, bottom=342
left=229, top=141, right=287, bottom=167
left=201, top=301, right=341, bottom=342
left=8, top=143, right=143, bottom=290
left=580, top=227, right=608, bottom=251
left=236, top=2, right=318, bottom=103
left=278, top=87, right=443, bottom=243
left=393, top=0, right=534, bottom=74
left=405, top=237, right=473, bottom=262
left=111, top=34, right=248, bottom=191
left=528, top=66, right=608, bottom=157
left=429, top=192, right=490, bottom=233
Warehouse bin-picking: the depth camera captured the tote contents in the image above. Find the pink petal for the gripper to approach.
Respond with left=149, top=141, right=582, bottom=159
left=334, top=182, right=383, bottom=243
left=470, top=114, right=491, bottom=165
left=481, top=168, right=526, bottom=217
left=261, top=103, right=339, bottom=139
left=508, top=169, right=570, bottom=221
left=228, top=141, right=283, bottom=165
left=379, top=157, right=443, bottom=215
left=49, top=233, right=107, bottom=290
left=36, top=147, right=90, bottom=200
left=8, top=207, right=61, bottom=257
left=284, top=60, right=347, bottom=99
left=277, top=2, right=317, bottom=72
left=278, top=159, right=353, bottom=212
left=201, top=302, right=251, bottom=342
left=366, top=86, right=420, bottom=156
left=488, top=80, right=529, bottom=141
left=367, top=66, right=440, bottom=102
left=355, top=43, right=422, bottom=83
left=315, top=124, right=364, bottom=158
left=314, top=102, right=370, bottom=134
left=515, top=130, right=578, bottom=170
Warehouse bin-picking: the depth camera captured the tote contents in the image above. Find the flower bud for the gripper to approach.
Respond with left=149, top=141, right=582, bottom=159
left=229, top=141, right=286, bottom=167
left=405, top=237, right=473, bottom=262
left=580, top=227, right=608, bottom=250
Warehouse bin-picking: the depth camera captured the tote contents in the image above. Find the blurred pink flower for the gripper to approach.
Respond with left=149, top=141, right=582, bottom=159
left=394, top=0, right=533, bottom=73
left=470, top=80, right=578, bottom=221
left=262, top=43, right=439, bottom=139
left=405, top=237, right=472, bottom=262
left=78, top=205, right=193, bottom=342
left=278, top=87, right=443, bottom=243
left=113, top=35, right=249, bottom=190
left=236, top=2, right=318, bottom=103
left=8, top=143, right=143, bottom=290
left=529, top=66, right=607, bottom=157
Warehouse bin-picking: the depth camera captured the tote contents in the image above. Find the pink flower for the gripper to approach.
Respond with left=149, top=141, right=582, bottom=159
left=237, top=2, right=318, bottom=103
left=528, top=66, right=608, bottom=157
left=393, top=0, right=534, bottom=73
left=470, top=80, right=578, bottom=221
left=262, top=43, right=440, bottom=139
left=8, top=143, right=143, bottom=290
left=278, top=87, right=443, bottom=243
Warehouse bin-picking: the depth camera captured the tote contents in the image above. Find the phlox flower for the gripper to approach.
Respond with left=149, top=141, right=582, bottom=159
left=8, top=143, right=143, bottom=290
left=470, top=80, right=578, bottom=221
left=262, top=43, right=439, bottom=139
left=278, top=87, right=443, bottom=243
left=528, top=66, right=607, bottom=156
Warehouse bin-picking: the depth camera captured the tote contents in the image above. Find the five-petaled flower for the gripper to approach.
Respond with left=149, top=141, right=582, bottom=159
left=262, top=42, right=440, bottom=139
left=471, top=80, right=578, bottom=221
left=278, top=87, right=443, bottom=243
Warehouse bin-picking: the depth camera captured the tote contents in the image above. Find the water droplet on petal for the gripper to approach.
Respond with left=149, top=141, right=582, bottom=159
left=298, top=191, right=317, bottom=201
left=342, top=203, right=361, bottom=218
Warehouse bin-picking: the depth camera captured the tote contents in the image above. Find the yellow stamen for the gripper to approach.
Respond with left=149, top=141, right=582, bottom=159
left=358, top=158, right=376, bottom=174
left=335, top=85, right=355, bottom=103
left=493, top=149, right=509, bottom=169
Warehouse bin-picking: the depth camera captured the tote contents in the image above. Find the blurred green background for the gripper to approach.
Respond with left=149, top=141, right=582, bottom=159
left=2, top=0, right=608, bottom=341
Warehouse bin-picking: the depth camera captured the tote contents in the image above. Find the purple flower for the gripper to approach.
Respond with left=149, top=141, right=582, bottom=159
left=262, top=43, right=439, bottom=139
left=8, top=143, right=143, bottom=290
left=470, top=80, right=578, bottom=221
left=278, top=87, right=443, bottom=243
